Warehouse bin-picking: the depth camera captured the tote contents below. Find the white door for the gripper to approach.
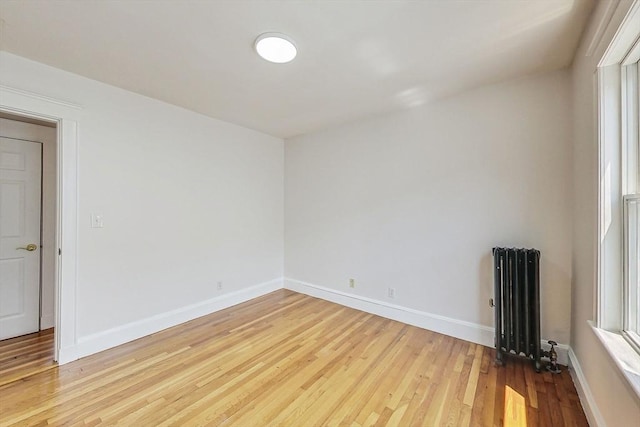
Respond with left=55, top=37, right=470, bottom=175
left=0, top=137, right=42, bottom=340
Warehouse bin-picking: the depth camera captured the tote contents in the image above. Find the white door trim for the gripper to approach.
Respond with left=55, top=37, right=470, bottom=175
left=0, top=84, right=80, bottom=364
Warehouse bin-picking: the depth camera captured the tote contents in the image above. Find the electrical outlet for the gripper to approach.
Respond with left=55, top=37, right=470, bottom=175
left=349, top=278, right=355, bottom=288
left=388, top=287, right=396, bottom=298
left=217, top=281, right=223, bottom=291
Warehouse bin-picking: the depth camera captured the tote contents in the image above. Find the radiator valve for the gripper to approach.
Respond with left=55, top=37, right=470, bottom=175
left=546, top=340, right=561, bottom=374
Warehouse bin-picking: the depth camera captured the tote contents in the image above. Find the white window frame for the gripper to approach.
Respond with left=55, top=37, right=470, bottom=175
left=597, top=0, right=640, bottom=331
left=623, top=194, right=640, bottom=349
left=594, top=0, right=640, bottom=400
left=622, top=53, right=640, bottom=350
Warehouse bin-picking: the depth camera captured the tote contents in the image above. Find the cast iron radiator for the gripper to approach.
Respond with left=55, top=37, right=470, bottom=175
left=492, top=247, right=541, bottom=372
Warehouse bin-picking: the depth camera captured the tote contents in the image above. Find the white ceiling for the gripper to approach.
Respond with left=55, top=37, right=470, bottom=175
left=0, top=0, right=594, bottom=139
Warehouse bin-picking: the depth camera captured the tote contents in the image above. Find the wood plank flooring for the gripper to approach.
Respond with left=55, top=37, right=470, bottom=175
left=0, top=328, right=55, bottom=388
left=0, top=290, right=587, bottom=426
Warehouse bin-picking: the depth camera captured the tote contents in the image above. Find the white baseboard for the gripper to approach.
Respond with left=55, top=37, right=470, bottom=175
left=568, top=347, right=605, bottom=427
left=40, top=314, right=55, bottom=330
left=284, top=277, right=568, bottom=365
left=284, top=277, right=495, bottom=347
left=58, top=276, right=570, bottom=371
left=63, top=278, right=283, bottom=363
left=58, top=345, right=79, bottom=365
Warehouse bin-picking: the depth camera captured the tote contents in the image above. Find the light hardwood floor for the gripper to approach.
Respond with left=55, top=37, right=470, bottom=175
left=0, top=290, right=587, bottom=426
left=0, top=328, right=55, bottom=388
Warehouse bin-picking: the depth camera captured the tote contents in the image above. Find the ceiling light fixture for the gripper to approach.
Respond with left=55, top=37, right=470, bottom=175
left=254, top=32, right=297, bottom=64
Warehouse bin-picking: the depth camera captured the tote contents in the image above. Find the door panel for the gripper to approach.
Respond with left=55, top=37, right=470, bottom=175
left=0, top=137, right=41, bottom=340
left=0, top=258, right=25, bottom=317
left=1, top=181, right=26, bottom=236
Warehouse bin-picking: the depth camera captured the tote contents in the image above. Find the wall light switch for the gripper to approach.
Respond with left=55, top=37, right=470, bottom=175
left=91, top=213, right=104, bottom=228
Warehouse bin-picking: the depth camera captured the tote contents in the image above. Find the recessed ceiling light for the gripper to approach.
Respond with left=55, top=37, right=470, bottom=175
left=254, top=33, right=297, bottom=64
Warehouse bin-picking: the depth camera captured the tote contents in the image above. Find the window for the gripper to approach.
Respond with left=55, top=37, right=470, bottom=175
left=595, top=0, right=640, bottom=397
left=625, top=194, right=640, bottom=344
left=597, top=2, right=640, bottom=347
left=623, top=56, right=640, bottom=350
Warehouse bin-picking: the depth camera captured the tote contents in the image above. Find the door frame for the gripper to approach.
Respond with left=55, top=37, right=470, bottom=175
left=0, top=84, right=80, bottom=364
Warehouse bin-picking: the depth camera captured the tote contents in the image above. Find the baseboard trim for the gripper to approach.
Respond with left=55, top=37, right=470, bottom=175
left=568, top=347, right=606, bottom=427
left=57, top=345, right=79, bottom=365
left=284, top=277, right=495, bottom=347
left=284, top=277, right=569, bottom=365
left=40, top=314, right=55, bottom=330
left=58, top=276, right=570, bottom=370
left=65, top=278, right=283, bottom=363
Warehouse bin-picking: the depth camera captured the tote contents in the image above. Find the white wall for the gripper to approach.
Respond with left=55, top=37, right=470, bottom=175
left=571, top=0, right=640, bottom=424
left=0, top=118, right=56, bottom=330
left=0, top=52, right=284, bottom=349
left=285, top=70, right=573, bottom=346
left=4, top=10, right=639, bottom=421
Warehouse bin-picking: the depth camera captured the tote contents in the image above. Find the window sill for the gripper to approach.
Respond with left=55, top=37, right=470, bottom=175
left=589, top=320, right=640, bottom=400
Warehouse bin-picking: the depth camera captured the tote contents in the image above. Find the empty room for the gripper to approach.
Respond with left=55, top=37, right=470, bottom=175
left=0, top=0, right=639, bottom=426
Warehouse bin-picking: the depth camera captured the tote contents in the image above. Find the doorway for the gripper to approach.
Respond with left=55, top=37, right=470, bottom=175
left=1, top=85, right=80, bottom=365
left=0, top=114, right=57, bottom=379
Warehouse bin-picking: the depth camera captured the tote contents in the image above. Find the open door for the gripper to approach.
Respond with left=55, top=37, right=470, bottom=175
left=0, top=136, right=42, bottom=340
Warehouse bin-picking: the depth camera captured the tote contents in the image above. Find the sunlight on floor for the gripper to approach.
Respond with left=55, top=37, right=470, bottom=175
left=504, top=385, right=527, bottom=427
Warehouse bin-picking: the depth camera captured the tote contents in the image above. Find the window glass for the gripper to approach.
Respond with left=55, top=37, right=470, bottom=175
left=623, top=59, right=640, bottom=350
